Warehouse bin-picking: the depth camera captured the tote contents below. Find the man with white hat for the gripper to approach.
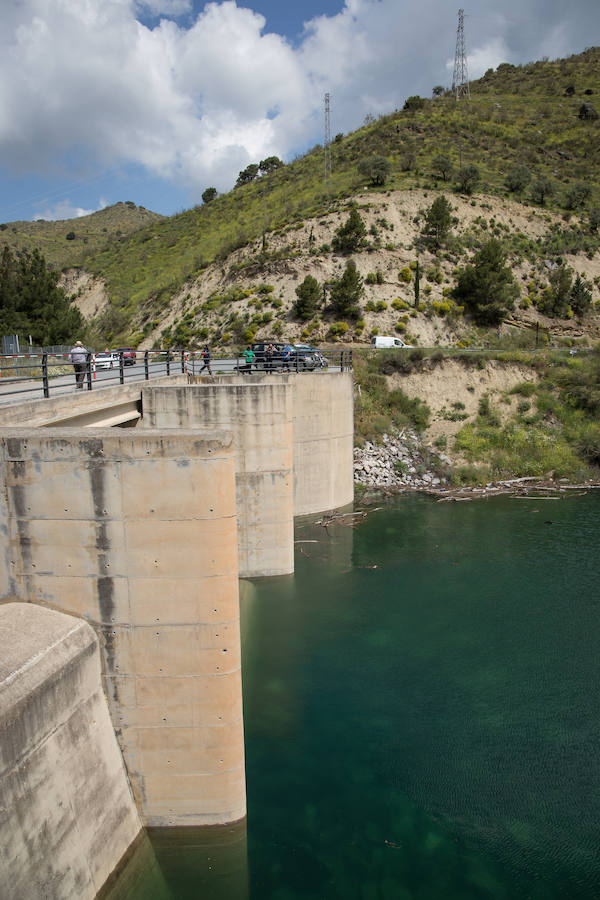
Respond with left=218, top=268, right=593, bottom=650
left=69, top=340, right=88, bottom=389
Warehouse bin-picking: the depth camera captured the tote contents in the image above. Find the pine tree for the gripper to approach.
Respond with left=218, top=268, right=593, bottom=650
left=455, top=239, right=518, bottom=325
left=329, top=260, right=364, bottom=319
left=294, top=275, right=321, bottom=320
left=570, top=274, right=593, bottom=317
left=421, top=196, right=452, bottom=248
left=0, top=247, right=84, bottom=343
left=332, top=205, right=367, bottom=254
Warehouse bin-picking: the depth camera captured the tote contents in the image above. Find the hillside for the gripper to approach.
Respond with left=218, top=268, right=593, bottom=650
left=2, top=48, right=600, bottom=348
left=0, top=202, right=163, bottom=269
left=352, top=346, right=600, bottom=487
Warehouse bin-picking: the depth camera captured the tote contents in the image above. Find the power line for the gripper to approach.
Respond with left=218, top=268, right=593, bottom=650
left=452, top=8, right=470, bottom=101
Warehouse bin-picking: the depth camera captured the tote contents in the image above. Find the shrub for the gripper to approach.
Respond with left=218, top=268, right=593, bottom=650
left=398, top=267, right=412, bottom=283
left=403, top=95, right=425, bottom=111
left=329, top=321, right=349, bottom=337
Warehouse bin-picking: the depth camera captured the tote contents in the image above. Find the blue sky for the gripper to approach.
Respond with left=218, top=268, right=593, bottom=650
left=1, top=0, right=599, bottom=223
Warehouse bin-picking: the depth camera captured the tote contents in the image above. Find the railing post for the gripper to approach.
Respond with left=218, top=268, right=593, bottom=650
left=119, top=352, right=125, bottom=385
left=349, top=349, right=352, bottom=371
left=180, top=350, right=185, bottom=373
left=144, top=350, right=149, bottom=380
left=42, top=354, right=49, bottom=398
left=166, top=350, right=171, bottom=376
left=86, top=352, right=93, bottom=390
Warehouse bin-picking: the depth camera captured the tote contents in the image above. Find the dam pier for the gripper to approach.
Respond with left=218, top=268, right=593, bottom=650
left=0, top=367, right=354, bottom=898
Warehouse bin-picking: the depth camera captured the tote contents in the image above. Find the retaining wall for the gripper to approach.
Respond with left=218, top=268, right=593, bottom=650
left=0, top=602, right=142, bottom=900
left=0, top=428, right=246, bottom=827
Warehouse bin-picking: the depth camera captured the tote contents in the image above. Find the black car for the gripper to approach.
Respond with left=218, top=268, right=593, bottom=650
left=249, top=342, right=288, bottom=370
left=249, top=342, right=326, bottom=371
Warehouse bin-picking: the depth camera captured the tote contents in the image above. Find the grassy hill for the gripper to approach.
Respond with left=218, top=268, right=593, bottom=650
left=2, top=47, right=600, bottom=347
left=0, top=202, right=163, bottom=269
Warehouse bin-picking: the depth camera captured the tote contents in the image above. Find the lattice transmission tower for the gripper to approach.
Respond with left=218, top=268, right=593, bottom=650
left=452, top=9, right=470, bottom=100
left=324, top=92, right=333, bottom=186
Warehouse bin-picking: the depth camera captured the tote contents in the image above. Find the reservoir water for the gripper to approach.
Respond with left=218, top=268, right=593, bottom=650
left=105, top=491, right=600, bottom=900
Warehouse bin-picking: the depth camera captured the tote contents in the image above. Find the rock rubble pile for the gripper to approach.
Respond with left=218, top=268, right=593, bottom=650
left=353, top=430, right=452, bottom=490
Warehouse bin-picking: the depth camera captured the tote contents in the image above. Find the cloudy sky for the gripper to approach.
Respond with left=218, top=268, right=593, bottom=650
left=1, top=0, right=599, bottom=222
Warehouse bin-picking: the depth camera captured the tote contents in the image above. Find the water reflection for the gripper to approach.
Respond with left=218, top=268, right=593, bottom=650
left=102, top=821, right=248, bottom=900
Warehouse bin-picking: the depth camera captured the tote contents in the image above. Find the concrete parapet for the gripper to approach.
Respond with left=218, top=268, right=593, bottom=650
left=0, top=428, right=246, bottom=827
left=142, top=383, right=294, bottom=577
left=0, top=602, right=141, bottom=899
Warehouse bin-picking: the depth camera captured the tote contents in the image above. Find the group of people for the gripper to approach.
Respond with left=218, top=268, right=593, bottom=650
left=241, top=343, right=293, bottom=372
left=68, top=340, right=298, bottom=388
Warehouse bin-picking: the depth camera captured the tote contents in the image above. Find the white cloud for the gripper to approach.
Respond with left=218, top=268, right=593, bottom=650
left=1, top=0, right=599, bottom=209
left=33, top=198, right=107, bottom=221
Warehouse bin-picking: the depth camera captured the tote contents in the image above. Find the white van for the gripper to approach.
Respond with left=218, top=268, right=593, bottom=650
left=371, top=335, right=412, bottom=349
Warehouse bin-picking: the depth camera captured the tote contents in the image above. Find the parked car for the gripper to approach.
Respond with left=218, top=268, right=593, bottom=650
left=371, top=335, right=413, bottom=349
left=248, top=342, right=286, bottom=370
left=93, top=351, right=119, bottom=369
left=291, top=344, right=328, bottom=369
left=115, top=347, right=137, bottom=366
left=248, top=342, right=327, bottom=371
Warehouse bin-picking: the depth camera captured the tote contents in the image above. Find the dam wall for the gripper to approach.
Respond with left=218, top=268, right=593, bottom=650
left=186, top=372, right=355, bottom=516
left=0, top=602, right=141, bottom=900
left=0, top=428, right=246, bottom=827
left=141, top=383, right=294, bottom=577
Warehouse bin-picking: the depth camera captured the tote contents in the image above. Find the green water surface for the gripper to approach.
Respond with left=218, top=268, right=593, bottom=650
left=108, top=492, right=600, bottom=900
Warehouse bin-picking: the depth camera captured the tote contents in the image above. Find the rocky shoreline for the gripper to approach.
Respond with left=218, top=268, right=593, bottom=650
left=353, top=430, right=451, bottom=490
left=353, top=430, right=600, bottom=499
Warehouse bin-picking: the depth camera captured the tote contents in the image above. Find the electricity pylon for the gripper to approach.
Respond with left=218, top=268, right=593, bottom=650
left=452, top=9, right=470, bottom=100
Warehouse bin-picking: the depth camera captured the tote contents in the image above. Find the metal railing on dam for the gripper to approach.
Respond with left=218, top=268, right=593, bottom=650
left=0, top=347, right=352, bottom=405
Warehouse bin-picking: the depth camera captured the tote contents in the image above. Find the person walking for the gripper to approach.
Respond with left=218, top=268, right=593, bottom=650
left=242, top=345, right=255, bottom=373
left=69, top=340, right=88, bottom=389
left=199, top=345, right=212, bottom=375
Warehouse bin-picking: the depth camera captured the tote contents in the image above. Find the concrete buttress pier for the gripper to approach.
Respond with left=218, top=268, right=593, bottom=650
left=0, top=428, right=246, bottom=827
left=0, top=603, right=142, bottom=899
left=141, top=383, right=294, bottom=577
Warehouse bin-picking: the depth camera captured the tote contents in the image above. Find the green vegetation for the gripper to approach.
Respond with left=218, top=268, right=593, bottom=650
left=454, top=238, right=519, bottom=325
left=332, top=205, right=367, bottom=254
left=357, top=155, right=392, bottom=186
left=420, top=195, right=453, bottom=248
left=453, top=348, right=600, bottom=480
left=329, top=260, right=364, bottom=318
left=294, top=274, right=321, bottom=320
left=354, top=350, right=431, bottom=443
left=0, top=247, right=84, bottom=344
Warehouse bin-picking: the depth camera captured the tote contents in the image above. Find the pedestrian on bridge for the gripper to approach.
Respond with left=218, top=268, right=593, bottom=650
left=199, top=345, right=212, bottom=375
left=69, top=341, right=88, bottom=389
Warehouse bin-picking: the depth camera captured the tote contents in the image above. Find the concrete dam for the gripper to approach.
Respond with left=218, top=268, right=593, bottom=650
left=0, top=370, right=354, bottom=898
